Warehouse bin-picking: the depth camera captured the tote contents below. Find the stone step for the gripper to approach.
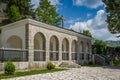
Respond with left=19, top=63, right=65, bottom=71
left=59, top=61, right=81, bottom=68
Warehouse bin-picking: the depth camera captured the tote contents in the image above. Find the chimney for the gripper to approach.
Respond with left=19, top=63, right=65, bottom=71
left=61, top=15, right=64, bottom=28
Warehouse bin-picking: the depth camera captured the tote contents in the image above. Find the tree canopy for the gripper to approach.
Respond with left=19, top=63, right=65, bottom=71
left=0, top=0, right=34, bottom=22
left=82, top=30, right=92, bottom=37
left=93, top=40, right=107, bottom=54
left=103, top=0, right=120, bottom=34
left=36, top=0, right=61, bottom=26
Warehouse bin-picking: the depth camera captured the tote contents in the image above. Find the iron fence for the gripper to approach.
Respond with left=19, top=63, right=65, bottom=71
left=50, top=51, right=59, bottom=61
left=34, top=50, right=46, bottom=61
left=0, top=48, right=28, bottom=61
left=62, top=51, right=69, bottom=60
left=72, top=52, right=77, bottom=60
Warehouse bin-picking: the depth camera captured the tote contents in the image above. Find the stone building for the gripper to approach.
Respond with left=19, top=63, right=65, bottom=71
left=0, top=18, right=92, bottom=70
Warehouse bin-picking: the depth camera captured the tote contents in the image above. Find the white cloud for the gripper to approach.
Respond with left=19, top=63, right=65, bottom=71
left=49, top=0, right=62, bottom=5
left=73, top=0, right=103, bottom=8
left=70, top=9, right=119, bottom=41
left=31, top=0, right=61, bottom=8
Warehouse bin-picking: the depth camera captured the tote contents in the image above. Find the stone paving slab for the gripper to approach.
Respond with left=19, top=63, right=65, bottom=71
left=5, top=67, right=120, bottom=80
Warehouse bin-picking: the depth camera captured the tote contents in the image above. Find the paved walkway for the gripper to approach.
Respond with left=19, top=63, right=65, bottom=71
left=6, top=67, right=120, bottom=80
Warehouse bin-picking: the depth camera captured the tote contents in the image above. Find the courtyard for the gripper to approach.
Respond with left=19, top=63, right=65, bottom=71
left=6, top=67, right=120, bottom=80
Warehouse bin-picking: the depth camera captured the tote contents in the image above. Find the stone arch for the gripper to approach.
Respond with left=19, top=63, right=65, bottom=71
left=34, top=32, right=46, bottom=50
left=62, top=38, right=69, bottom=60
left=72, top=40, right=77, bottom=52
left=71, top=40, right=77, bottom=60
left=6, top=35, right=22, bottom=48
left=34, top=32, right=46, bottom=61
left=49, top=35, right=59, bottom=61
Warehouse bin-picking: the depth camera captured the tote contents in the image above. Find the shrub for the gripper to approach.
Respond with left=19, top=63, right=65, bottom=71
left=113, top=60, right=120, bottom=66
left=4, top=61, right=16, bottom=75
left=88, top=61, right=94, bottom=65
left=47, top=61, right=55, bottom=70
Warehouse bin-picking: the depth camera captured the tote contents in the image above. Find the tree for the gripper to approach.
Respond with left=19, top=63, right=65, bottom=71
left=36, top=0, right=61, bottom=26
left=7, top=5, right=22, bottom=21
left=93, top=40, right=107, bottom=54
left=82, top=30, right=92, bottom=37
left=102, top=0, right=120, bottom=34
left=2, top=0, right=34, bottom=22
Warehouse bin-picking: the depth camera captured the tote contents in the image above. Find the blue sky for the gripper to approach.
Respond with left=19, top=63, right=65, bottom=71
left=31, top=0, right=120, bottom=41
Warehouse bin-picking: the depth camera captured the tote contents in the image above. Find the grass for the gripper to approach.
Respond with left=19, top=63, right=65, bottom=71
left=112, top=61, right=120, bottom=66
left=0, top=68, right=67, bottom=79
left=82, top=64, right=102, bottom=67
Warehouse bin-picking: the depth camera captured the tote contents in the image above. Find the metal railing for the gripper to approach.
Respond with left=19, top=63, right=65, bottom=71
left=0, top=48, right=28, bottom=61
left=62, top=51, right=69, bottom=60
left=72, top=52, right=77, bottom=60
left=34, top=50, right=46, bottom=61
left=49, top=51, right=59, bottom=61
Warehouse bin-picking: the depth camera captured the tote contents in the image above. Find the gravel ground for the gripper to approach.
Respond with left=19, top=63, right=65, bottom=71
left=5, top=67, right=120, bottom=80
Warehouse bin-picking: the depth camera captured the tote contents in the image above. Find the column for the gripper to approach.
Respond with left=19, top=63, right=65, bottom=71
left=77, top=41, right=80, bottom=63
left=69, top=40, right=72, bottom=61
left=84, top=42, right=87, bottom=62
left=25, top=24, right=34, bottom=68
left=89, top=42, right=92, bottom=61
left=45, top=37, right=50, bottom=61
left=59, top=38, right=62, bottom=61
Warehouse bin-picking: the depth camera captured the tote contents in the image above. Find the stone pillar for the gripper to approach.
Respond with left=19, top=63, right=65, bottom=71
left=25, top=24, right=34, bottom=68
left=69, top=40, right=72, bottom=61
left=89, top=42, right=92, bottom=61
left=59, top=38, right=62, bottom=61
left=77, top=41, right=80, bottom=63
left=45, top=37, right=50, bottom=62
left=84, top=42, right=87, bottom=62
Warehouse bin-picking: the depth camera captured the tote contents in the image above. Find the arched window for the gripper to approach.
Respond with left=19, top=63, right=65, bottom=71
left=62, top=38, right=69, bottom=60
left=72, top=40, right=77, bottom=60
left=80, top=41, right=84, bottom=60
left=5, top=35, right=26, bottom=61
left=34, top=32, right=46, bottom=61
left=50, top=36, right=59, bottom=61
left=7, top=35, right=22, bottom=48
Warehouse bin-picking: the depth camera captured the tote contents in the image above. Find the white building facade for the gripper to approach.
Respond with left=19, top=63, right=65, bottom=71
left=0, top=19, right=92, bottom=70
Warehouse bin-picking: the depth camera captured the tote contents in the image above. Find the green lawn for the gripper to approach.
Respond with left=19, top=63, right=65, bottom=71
left=0, top=68, right=67, bottom=79
left=81, top=64, right=103, bottom=67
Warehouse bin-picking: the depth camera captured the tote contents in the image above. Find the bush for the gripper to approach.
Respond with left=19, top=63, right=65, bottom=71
left=47, top=62, right=55, bottom=70
left=4, top=61, right=16, bottom=75
left=113, top=60, right=120, bottom=66
left=88, top=61, right=94, bottom=65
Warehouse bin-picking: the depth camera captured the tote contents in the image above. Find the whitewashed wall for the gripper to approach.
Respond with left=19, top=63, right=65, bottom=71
left=1, top=24, right=25, bottom=49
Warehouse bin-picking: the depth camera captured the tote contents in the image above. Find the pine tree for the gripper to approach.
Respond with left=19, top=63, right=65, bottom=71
left=7, top=5, right=22, bottom=22
left=36, top=0, right=61, bottom=26
left=3, top=0, right=34, bottom=22
left=103, top=0, right=120, bottom=34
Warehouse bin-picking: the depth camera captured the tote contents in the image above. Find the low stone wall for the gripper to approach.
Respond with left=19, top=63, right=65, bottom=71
left=0, top=60, right=90, bottom=71
left=0, top=61, right=63, bottom=71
